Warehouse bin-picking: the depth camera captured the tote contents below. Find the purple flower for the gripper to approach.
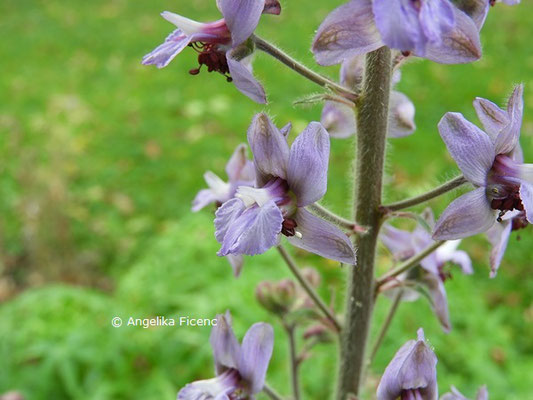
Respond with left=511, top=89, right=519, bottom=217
left=191, top=144, right=254, bottom=277
left=192, top=144, right=255, bottom=212
left=142, top=1, right=281, bottom=103
left=377, top=328, right=438, bottom=400
left=440, top=385, right=488, bottom=400
left=381, top=208, right=472, bottom=332
left=433, top=85, right=532, bottom=249
left=312, top=0, right=482, bottom=66
left=214, top=113, right=357, bottom=264
left=321, top=56, right=416, bottom=139
left=178, top=311, right=274, bottom=400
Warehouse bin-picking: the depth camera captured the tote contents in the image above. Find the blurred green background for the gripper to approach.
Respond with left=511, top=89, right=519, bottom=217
left=0, top=0, right=532, bottom=399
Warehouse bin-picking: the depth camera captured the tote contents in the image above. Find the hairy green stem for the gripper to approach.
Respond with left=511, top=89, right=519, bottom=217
left=337, top=47, right=392, bottom=400
left=376, top=240, right=446, bottom=287
left=252, top=35, right=358, bottom=100
left=381, top=175, right=467, bottom=212
left=277, top=245, right=342, bottom=332
left=307, top=203, right=357, bottom=231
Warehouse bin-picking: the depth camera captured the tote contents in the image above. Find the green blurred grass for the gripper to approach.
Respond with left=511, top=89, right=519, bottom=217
left=0, top=0, right=532, bottom=399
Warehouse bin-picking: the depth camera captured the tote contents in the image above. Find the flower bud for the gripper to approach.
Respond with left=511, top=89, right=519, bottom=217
left=255, top=280, right=296, bottom=316
left=276, top=279, right=297, bottom=306
left=301, top=267, right=321, bottom=288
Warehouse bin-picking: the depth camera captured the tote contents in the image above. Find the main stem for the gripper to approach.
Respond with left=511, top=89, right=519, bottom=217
left=337, top=47, right=392, bottom=400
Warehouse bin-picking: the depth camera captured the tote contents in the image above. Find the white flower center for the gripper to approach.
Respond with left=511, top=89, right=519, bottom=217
left=235, top=186, right=273, bottom=208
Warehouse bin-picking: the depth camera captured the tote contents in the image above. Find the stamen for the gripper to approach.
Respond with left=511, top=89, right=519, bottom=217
left=187, top=43, right=233, bottom=82
left=281, top=218, right=298, bottom=237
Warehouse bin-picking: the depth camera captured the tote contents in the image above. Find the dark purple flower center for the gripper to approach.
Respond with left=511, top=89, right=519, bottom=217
left=401, top=388, right=424, bottom=400
left=188, top=42, right=233, bottom=82
left=487, top=155, right=525, bottom=221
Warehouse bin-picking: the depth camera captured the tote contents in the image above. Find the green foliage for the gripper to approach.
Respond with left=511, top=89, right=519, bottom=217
left=0, top=0, right=532, bottom=399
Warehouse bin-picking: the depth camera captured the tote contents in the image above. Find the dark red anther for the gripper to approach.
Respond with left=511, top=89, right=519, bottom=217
left=281, top=218, right=298, bottom=237
left=401, top=50, right=412, bottom=57
left=490, top=0, right=496, bottom=6
left=187, top=41, right=232, bottom=82
left=511, top=213, right=529, bottom=231
left=491, top=199, right=503, bottom=210
left=503, top=197, right=514, bottom=210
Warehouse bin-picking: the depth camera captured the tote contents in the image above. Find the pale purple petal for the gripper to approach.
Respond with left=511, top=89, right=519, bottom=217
left=321, top=102, right=356, bottom=139
left=473, top=97, right=509, bottom=142
left=178, top=369, right=239, bottom=400
left=423, top=273, right=451, bottom=332
left=288, top=208, right=356, bottom=265
left=238, top=323, right=274, bottom=394
left=192, top=188, right=218, bottom=212
left=287, top=122, right=330, bottom=206
left=411, top=225, right=439, bottom=275
left=247, top=113, right=290, bottom=185
left=433, top=188, right=496, bottom=240
left=312, top=0, right=382, bottom=66
left=495, top=84, right=524, bottom=155
left=262, top=0, right=281, bottom=15
left=340, top=55, right=365, bottom=89
left=420, top=252, right=440, bottom=277
left=476, top=386, right=489, bottom=400
left=454, top=0, right=490, bottom=29
left=486, top=220, right=512, bottom=278
left=433, top=240, right=473, bottom=274
left=419, top=0, right=455, bottom=44
left=381, top=224, right=416, bottom=261
left=142, top=29, right=190, bottom=68
left=519, top=182, right=533, bottom=223
left=440, top=386, right=469, bottom=400
left=226, top=254, right=244, bottom=277
left=217, top=200, right=283, bottom=256
left=388, top=91, right=416, bottom=138
left=215, top=198, right=246, bottom=243
left=377, top=328, right=438, bottom=400
left=225, top=144, right=250, bottom=183
left=373, top=0, right=424, bottom=54
left=501, top=0, right=520, bottom=5
left=280, top=122, right=292, bottom=138
left=210, top=312, right=241, bottom=374
left=423, top=7, right=482, bottom=64
left=227, top=50, right=267, bottom=104
left=217, top=0, right=264, bottom=46
left=447, top=250, right=473, bottom=275
left=511, top=143, right=524, bottom=163
left=438, top=112, right=495, bottom=186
